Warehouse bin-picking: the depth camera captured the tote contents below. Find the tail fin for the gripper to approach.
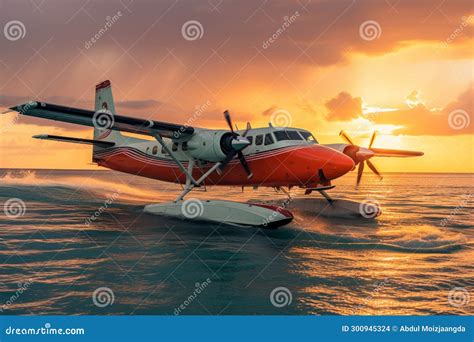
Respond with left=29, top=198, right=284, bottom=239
left=93, top=80, right=123, bottom=159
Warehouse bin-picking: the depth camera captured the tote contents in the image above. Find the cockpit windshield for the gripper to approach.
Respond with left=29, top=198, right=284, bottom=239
left=273, top=130, right=303, bottom=141
left=299, top=131, right=318, bottom=144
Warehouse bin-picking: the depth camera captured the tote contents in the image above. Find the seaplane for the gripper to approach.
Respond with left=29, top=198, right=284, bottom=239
left=4, top=80, right=423, bottom=228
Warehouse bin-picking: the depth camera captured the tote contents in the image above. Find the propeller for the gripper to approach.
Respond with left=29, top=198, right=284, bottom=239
left=219, top=110, right=253, bottom=179
left=339, top=130, right=383, bottom=186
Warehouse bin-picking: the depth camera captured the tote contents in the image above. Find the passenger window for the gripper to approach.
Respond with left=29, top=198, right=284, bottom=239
left=146, top=147, right=150, bottom=154
left=255, top=135, right=263, bottom=145
left=161, top=145, right=166, bottom=154
left=152, top=146, right=158, bottom=155
left=264, top=133, right=274, bottom=145
left=172, top=143, right=178, bottom=152
left=247, top=136, right=253, bottom=145
left=182, top=141, right=188, bottom=151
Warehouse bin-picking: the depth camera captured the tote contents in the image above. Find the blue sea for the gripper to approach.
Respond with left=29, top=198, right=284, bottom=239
left=0, top=170, right=472, bottom=315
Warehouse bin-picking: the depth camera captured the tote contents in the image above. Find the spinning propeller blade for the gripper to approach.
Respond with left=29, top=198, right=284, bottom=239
left=223, top=110, right=234, bottom=133
left=219, top=111, right=253, bottom=178
left=366, top=160, right=382, bottom=180
left=356, top=161, right=365, bottom=186
left=339, top=130, right=355, bottom=145
left=340, top=130, right=383, bottom=186
left=368, top=131, right=376, bottom=149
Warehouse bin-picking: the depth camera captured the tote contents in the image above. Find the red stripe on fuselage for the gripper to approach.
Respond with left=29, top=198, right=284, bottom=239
left=94, top=145, right=351, bottom=187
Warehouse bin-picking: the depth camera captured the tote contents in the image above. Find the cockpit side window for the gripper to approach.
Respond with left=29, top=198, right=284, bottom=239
left=299, top=131, right=318, bottom=143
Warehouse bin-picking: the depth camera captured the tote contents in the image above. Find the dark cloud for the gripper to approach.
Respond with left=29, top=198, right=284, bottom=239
left=324, top=91, right=363, bottom=121
left=0, top=0, right=471, bottom=99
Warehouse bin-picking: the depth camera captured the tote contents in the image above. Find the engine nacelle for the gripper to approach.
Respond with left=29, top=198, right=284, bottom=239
left=186, top=129, right=235, bottom=162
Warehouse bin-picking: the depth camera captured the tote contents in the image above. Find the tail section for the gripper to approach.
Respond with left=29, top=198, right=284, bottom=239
left=93, top=80, right=123, bottom=159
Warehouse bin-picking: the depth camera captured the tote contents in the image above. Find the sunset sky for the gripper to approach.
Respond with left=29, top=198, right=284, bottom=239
left=0, top=0, right=472, bottom=172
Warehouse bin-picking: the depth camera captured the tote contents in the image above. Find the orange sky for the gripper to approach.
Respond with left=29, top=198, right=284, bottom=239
left=0, top=0, right=473, bottom=172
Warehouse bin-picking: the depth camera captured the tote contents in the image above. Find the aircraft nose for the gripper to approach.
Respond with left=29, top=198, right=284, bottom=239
left=322, top=148, right=355, bottom=180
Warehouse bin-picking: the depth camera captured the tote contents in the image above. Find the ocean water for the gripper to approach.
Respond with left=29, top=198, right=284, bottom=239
left=0, top=169, right=472, bottom=315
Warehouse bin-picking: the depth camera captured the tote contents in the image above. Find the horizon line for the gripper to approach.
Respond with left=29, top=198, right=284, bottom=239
left=1, top=168, right=473, bottom=174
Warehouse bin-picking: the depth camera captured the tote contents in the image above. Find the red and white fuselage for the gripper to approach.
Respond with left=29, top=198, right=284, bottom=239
left=93, top=126, right=355, bottom=188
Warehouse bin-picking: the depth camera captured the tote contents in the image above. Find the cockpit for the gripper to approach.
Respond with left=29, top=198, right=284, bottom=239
left=273, top=129, right=318, bottom=143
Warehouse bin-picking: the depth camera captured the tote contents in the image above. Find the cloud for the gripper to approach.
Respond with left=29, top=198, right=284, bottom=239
left=324, top=91, right=363, bottom=121
left=405, top=90, right=423, bottom=108
left=324, top=84, right=473, bottom=135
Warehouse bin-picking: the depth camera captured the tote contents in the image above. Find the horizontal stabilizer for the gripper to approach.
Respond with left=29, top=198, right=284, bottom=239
left=33, top=134, right=115, bottom=147
left=370, top=148, right=424, bottom=157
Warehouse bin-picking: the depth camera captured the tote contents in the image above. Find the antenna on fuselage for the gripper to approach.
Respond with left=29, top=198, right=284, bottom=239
left=268, top=122, right=273, bottom=128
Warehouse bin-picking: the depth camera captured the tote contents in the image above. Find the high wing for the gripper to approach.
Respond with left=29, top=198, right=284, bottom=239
left=8, top=101, right=194, bottom=138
